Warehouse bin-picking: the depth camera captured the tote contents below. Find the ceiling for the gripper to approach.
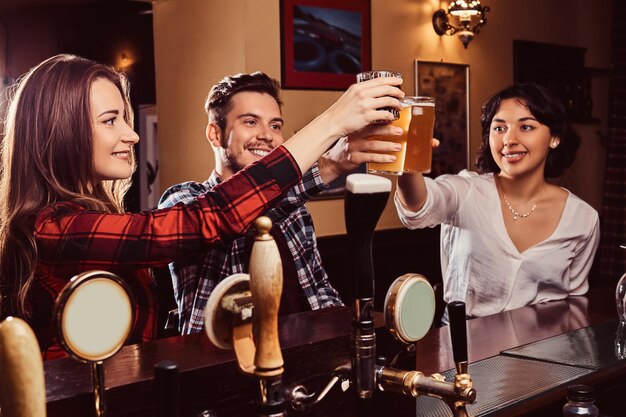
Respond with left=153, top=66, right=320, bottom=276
left=0, top=0, right=151, bottom=13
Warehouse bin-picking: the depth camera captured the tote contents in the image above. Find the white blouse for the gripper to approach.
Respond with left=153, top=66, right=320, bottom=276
left=394, top=170, right=600, bottom=318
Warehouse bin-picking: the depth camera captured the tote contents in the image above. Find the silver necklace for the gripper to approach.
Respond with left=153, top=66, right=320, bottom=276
left=502, top=193, right=536, bottom=220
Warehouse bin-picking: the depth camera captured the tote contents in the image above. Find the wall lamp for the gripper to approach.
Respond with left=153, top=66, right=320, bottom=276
left=432, top=1, right=490, bottom=49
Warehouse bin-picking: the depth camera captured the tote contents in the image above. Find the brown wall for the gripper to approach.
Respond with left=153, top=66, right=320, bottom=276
left=152, top=0, right=611, bottom=237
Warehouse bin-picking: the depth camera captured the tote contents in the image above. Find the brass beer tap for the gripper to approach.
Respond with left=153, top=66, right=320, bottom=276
left=375, top=300, right=476, bottom=417
left=342, top=174, right=476, bottom=416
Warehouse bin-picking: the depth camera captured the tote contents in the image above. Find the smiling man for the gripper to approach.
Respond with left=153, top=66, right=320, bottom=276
left=158, top=72, right=402, bottom=334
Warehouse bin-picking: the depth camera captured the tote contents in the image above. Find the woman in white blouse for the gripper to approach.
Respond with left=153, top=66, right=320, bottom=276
left=395, top=83, right=600, bottom=318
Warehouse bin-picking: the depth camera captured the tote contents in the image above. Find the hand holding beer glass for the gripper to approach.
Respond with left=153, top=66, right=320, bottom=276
left=357, top=71, right=436, bottom=175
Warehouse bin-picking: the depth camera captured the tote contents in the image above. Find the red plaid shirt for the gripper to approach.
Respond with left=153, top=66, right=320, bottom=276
left=30, top=147, right=300, bottom=359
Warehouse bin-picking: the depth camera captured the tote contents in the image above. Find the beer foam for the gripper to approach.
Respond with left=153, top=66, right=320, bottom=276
left=412, top=102, right=435, bottom=116
left=346, top=173, right=392, bottom=194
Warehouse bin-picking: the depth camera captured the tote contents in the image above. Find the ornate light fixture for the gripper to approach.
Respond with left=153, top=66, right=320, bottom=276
left=432, top=1, right=490, bottom=49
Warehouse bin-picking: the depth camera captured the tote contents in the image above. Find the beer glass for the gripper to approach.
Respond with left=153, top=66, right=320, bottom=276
left=367, top=96, right=435, bottom=175
left=356, top=70, right=402, bottom=123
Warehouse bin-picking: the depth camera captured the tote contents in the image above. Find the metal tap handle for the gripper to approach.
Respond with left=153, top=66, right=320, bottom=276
left=155, top=360, right=180, bottom=417
left=249, top=216, right=284, bottom=378
left=448, top=301, right=468, bottom=366
left=287, top=364, right=352, bottom=412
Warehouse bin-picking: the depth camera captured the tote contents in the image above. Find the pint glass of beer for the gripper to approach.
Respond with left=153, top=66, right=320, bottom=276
left=367, top=96, right=435, bottom=175
left=356, top=70, right=402, bottom=123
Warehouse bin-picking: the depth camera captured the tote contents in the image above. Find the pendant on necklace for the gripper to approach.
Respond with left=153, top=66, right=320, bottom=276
left=503, top=193, right=536, bottom=220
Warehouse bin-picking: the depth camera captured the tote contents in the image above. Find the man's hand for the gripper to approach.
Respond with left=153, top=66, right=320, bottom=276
left=318, top=124, right=403, bottom=184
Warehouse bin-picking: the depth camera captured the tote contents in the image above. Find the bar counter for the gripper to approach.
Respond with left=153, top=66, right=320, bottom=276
left=44, top=285, right=620, bottom=417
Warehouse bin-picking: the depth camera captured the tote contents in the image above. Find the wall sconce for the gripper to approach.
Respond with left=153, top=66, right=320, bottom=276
left=432, top=1, right=490, bottom=49
left=116, top=51, right=136, bottom=72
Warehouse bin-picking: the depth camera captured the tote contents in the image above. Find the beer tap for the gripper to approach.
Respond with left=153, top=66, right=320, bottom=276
left=344, top=173, right=393, bottom=400
left=204, top=217, right=285, bottom=417
left=448, top=301, right=475, bottom=416
left=285, top=282, right=477, bottom=416
left=375, top=299, right=475, bottom=417
left=284, top=173, right=481, bottom=417
left=285, top=174, right=476, bottom=416
left=249, top=217, right=285, bottom=417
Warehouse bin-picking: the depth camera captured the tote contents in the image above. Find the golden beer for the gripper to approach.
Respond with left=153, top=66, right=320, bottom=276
left=367, top=96, right=435, bottom=175
left=404, top=99, right=435, bottom=173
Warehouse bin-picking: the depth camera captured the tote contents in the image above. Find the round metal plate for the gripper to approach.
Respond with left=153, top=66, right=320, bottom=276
left=55, top=271, right=134, bottom=362
left=204, top=273, right=250, bottom=350
left=384, top=273, right=435, bottom=344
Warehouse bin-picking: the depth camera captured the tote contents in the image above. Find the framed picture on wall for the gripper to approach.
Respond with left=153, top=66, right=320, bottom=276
left=414, top=60, right=470, bottom=177
left=280, top=0, right=371, bottom=90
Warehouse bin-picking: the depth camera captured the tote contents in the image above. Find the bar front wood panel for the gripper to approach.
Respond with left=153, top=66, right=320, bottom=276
left=44, top=287, right=617, bottom=417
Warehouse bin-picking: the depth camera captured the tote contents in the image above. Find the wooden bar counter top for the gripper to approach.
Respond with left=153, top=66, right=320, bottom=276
left=44, top=285, right=619, bottom=417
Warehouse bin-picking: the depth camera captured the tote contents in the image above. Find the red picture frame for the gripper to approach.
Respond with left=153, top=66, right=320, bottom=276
left=280, top=0, right=371, bottom=90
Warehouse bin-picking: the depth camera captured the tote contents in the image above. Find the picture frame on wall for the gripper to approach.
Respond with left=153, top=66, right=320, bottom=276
left=414, top=60, right=470, bottom=177
left=280, top=0, right=371, bottom=90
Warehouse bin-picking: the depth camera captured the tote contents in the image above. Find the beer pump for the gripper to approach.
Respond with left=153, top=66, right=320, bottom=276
left=286, top=173, right=476, bottom=416
left=204, top=217, right=285, bottom=417
left=344, top=173, right=391, bottom=400
left=375, top=299, right=475, bottom=417
left=342, top=173, right=475, bottom=417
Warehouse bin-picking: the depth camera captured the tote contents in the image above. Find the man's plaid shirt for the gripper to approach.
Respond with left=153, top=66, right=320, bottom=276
left=158, top=163, right=343, bottom=334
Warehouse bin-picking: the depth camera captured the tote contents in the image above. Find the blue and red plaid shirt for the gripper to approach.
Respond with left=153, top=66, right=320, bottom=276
left=158, top=163, right=343, bottom=335
left=31, top=147, right=301, bottom=359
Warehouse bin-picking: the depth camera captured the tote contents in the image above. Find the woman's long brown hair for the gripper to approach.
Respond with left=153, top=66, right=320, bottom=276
left=0, top=54, right=135, bottom=318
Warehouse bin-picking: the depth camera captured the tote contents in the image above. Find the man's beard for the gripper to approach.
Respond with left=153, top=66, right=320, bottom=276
left=221, top=149, right=246, bottom=173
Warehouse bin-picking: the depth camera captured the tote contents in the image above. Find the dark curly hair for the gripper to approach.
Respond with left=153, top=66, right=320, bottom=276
left=475, top=83, right=580, bottom=178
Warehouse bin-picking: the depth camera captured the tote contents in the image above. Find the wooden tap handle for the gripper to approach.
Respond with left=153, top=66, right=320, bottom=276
left=0, top=317, right=47, bottom=417
left=249, top=216, right=284, bottom=377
